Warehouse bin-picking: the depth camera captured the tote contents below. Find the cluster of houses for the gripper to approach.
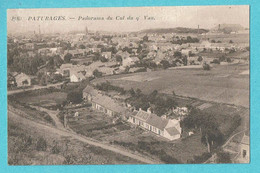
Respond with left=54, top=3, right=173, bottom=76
left=8, top=29, right=249, bottom=90
left=83, top=85, right=183, bottom=141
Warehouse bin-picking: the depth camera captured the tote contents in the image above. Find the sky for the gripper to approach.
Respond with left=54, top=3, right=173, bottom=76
left=7, top=5, right=249, bottom=34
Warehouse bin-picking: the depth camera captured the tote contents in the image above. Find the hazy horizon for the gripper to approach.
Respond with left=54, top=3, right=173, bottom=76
left=7, top=5, right=249, bottom=34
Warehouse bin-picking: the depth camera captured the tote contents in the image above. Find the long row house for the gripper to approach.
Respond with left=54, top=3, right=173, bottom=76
left=83, top=85, right=182, bottom=141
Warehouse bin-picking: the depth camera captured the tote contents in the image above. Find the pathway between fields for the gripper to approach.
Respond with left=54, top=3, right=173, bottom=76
left=30, top=105, right=64, bottom=129
left=8, top=109, right=158, bottom=164
left=7, top=82, right=64, bottom=95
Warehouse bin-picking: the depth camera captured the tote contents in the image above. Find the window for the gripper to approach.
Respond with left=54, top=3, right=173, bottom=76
left=243, top=150, right=247, bottom=158
left=133, top=118, right=135, bottom=123
left=158, top=130, right=161, bottom=135
left=150, top=126, right=152, bottom=131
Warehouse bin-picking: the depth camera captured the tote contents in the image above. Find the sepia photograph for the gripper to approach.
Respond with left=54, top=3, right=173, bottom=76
left=7, top=5, right=249, bottom=165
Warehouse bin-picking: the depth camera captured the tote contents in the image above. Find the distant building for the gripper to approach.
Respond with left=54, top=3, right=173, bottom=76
left=128, top=109, right=182, bottom=140
left=122, top=57, right=139, bottom=67
left=14, top=73, right=31, bottom=87
left=238, top=132, right=250, bottom=163
left=70, top=72, right=86, bottom=82
left=63, top=49, right=86, bottom=58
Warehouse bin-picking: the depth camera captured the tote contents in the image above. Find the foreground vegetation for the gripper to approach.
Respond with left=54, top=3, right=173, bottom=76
left=8, top=113, right=142, bottom=165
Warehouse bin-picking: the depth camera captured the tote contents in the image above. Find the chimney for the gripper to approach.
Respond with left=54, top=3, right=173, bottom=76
left=147, top=107, right=152, bottom=114
left=139, top=108, right=142, bottom=111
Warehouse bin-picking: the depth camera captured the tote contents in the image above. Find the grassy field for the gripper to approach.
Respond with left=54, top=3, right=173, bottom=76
left=8, top=113, right=142, bottom=165
left=65, top=107, right=208, bottom=163
left=93, top=63, right=249, bottom=108
left=15, top=91, right=67, bottom=108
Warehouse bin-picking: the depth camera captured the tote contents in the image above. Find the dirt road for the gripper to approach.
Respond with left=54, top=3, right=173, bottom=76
left=8, top=109, right=159, bottom=164
left=8, top=82, right=63, bottom=95
left=30, top=105, right=64, bottom=129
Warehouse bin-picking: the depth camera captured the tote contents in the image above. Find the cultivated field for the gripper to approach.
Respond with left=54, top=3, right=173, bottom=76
left=64, top=107, right=208, bottom=163
left=93, top=63, right=249, bottom=108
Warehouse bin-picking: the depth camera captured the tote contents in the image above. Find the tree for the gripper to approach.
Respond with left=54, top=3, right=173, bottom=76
left=136, top=88, right=142, bottom=97
left=160, top=60, right=170, bottom=69
left=219, top=55, right=226, bottom=62
left=79, top=44, right=86, bottom=49
left=203, top=63, right=211, bottom=71
left=200, top=115, right=224, bottom=153
left=197, top=56, right=203, bottom=62
left=116, top=55, right=122, bottom=63
left=129, top=88, right=136, bottom=97
left=229, top=40, right=234, bottom=44
left=182, top=56, right=188, bottom=66
left=212, top=59, right=220, bottom=64
left=174, top=51, right=182, bottom=58
left=226, top=57, right=232, bottom=63
left=93, top=69, right=102, bottom=78
left=64, top=53, right=72, bottom=63
left=39, top=75, right=47, bottom=86
left=100, top=56, right=108, bottom=62
left=67, top=90, right=83, bottom=104
left=143, top=35, right=149, bottom=42
left=52, top=73, right=63, bottom=82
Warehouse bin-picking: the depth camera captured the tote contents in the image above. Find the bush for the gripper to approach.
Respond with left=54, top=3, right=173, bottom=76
left=226, top=57, right=232, bottom=63
left=63, top=154, right=77, bottom=165
left=203, top=63, right=211, bottom=71
left=212, top=59, right=220, bottom=64
left=190, top=152, right=212, bottom=163
left=36, top=137, right=47, bottom=151
left=160, top=154, right=179, bottom=164
left=93, top=69, right=103, bottom=78
left=51, top=141, right=60, bottom=154
left=67, top=90, right=83, bottom=104
left=216, top=151, right=232, bottom=163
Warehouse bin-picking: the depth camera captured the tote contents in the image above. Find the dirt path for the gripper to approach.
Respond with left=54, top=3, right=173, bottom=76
left=8, top=109, right=159, bottom=164
left=30, top=105, right=64, bottom=129
left=7, top=82, right=63, bottom=95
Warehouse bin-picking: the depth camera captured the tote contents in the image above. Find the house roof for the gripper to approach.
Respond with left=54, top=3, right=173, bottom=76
left=133, top=110, right=151, bottom=122
left=146, top=113, right=169, bottom=131
left=83, top=85, right=100, bottom=96
left=15, top=73, right=31, bottom=80
left=132, top=110, right=169, bottom=131
left=165, top=126, right=181, bottom=136
left=71, top=72, right=85, bottom=79
left=92, top=94, right=126, bottom=113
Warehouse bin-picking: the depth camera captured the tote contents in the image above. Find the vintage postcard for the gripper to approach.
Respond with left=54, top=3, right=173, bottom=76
left=7, top=5, right=249, bottom=165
